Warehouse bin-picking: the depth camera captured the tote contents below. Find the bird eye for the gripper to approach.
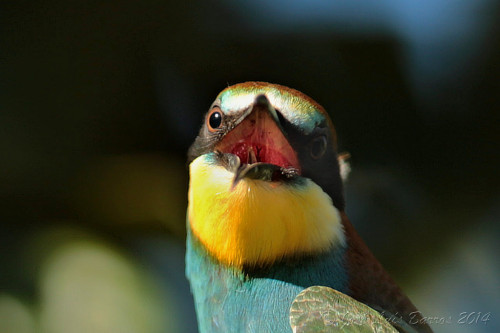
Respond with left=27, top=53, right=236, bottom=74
left=207, top=108, right=223, bottom=131
left=310, top=135, right=327, bottom=159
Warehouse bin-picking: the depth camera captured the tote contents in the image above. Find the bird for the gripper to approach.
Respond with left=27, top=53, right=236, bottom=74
left=186, top=81, right=433, bottom=332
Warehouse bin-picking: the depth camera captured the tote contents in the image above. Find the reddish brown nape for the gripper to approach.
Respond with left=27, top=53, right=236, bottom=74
left=216, top=106, right=301, bottom=173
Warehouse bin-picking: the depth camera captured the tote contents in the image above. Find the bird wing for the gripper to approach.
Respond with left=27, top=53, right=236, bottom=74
left=289, top=286, right=418, bottom=333
left=340, top=212, right=433, bottom=333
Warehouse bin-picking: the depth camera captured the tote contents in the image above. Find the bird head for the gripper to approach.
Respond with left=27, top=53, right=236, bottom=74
left=187, top=82, right=346, bottom=268
left=188, top=81, right=345, bottom=210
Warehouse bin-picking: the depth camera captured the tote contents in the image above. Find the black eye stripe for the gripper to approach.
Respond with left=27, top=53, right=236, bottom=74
left=275, top=109, right=286, bottom=126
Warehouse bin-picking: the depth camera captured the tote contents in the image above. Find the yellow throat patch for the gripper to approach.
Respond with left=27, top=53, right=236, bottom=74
left=188, top=154, right=345, bottom=268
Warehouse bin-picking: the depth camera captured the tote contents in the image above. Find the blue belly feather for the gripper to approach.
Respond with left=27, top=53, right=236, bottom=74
left=186, top=229, right=348, bottom=333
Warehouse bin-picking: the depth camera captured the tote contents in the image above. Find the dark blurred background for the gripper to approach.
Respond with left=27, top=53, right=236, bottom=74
left=1, top=1, right=499, bottom=332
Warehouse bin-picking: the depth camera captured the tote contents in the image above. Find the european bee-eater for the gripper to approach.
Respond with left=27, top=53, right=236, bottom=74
left=186, top=82, right=432, bottom=332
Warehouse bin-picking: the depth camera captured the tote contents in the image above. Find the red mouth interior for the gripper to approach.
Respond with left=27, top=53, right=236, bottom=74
left=216, top=108, right=301, bottom=173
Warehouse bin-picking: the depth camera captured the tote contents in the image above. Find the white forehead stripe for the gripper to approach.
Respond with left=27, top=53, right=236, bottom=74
left=218, top=88, right=324, bottom=135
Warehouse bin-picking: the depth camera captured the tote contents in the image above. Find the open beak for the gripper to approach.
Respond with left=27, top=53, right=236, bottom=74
left=215, top=95, right=301, bottom=189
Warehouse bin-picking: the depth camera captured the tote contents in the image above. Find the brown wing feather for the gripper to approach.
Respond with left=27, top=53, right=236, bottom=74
left=341, top=212, right=433, bottom=333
